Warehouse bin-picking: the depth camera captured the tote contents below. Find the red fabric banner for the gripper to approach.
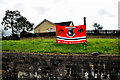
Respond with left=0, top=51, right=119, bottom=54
left=56, top=25, right=86, bottom=44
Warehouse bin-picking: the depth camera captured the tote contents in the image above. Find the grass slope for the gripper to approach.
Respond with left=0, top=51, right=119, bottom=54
left=2, top=38, right=119, bottom=54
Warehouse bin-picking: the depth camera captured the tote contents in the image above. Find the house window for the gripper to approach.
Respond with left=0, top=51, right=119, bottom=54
left=46, top=29, right=49, bottom=32
left=38, top=29, right=40, bottom=33
left=50, top=28, right=53, bottom=32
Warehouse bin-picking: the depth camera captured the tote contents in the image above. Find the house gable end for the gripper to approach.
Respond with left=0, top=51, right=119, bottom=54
left=34, top=19, right=55, bottom=29
left=34, top=19, right=56, bottom=33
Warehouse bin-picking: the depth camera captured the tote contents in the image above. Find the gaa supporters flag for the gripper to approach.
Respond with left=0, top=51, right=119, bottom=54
left=56, top=25, right=86, bottom=44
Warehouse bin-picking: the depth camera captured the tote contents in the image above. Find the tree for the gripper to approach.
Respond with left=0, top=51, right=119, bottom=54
left=1, top=10, right=21, bottom=35
left=93, top=23, right=103, bottom=34
left=15, top=16, right=34, bottom=33
left=1, top=29, right=5, bottom=37
left=1, top=10, right=34, bottom=36
left=0, top=29, right=4, bottom=39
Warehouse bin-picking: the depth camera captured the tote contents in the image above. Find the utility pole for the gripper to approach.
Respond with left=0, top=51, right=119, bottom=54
left=84, top=17, right=86, bottom=26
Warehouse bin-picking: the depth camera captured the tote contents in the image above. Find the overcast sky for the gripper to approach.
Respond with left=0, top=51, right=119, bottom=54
left=0, top=0, right=119, bottom=35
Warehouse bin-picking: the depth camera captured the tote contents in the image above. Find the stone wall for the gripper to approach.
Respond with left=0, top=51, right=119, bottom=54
left=2, top=52, right=120, bottom=80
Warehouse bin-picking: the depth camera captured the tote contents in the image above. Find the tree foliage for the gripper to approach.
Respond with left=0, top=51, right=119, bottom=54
left=93, top=23, right=103, bottom=34
left=15, top=16, right=34, bottom=32
left=1, top=10, right=34, bottom=35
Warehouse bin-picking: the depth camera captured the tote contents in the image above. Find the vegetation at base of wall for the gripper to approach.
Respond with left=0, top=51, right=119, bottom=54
left=2, top=38, right=119, bottom=55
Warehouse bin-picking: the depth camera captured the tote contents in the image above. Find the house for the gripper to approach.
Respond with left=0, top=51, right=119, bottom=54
left=34, top=19, right=74, bottom=33
left=34, top=19, right=55, bottom=33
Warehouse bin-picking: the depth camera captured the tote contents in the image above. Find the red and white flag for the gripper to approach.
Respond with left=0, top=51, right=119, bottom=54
left=56, top=25, right=86, bottom=44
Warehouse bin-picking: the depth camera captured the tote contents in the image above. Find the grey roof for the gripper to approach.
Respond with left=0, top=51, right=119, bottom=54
left=55, top=21, right=74, bottom=26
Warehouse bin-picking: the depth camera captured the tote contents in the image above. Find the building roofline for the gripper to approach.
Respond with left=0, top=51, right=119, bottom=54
left=34, top=19, right=55, bottom=29
left=34, top=19, right=74, bottom=29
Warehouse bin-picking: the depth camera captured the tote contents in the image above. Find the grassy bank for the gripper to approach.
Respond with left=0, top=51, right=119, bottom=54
left=2, top=38, right=119, bottom=55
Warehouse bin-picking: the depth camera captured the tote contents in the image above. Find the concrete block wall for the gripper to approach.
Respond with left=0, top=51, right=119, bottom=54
left=2, top=52, right=120, bottom=80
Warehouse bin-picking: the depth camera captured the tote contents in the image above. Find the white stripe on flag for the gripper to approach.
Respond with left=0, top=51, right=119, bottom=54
left=57, top=39, right=86, bottom=41
left=57, top=36, right=86, bottom=39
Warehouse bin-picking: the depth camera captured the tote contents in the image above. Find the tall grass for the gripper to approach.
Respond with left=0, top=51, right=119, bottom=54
left=2, top=38, right=119, bottom=54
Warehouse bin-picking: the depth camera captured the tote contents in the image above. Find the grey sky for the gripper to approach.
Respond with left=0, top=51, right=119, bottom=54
left=0, top=0, right=119, bottom=36
left=97, top=9, right=115, bottom=17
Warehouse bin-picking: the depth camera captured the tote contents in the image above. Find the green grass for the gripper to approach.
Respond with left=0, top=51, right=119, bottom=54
left=1, top=38, right=119, bottom=55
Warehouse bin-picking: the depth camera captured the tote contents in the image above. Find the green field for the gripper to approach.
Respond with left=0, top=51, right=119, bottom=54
left=1, top=38, right=119, bottom=55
